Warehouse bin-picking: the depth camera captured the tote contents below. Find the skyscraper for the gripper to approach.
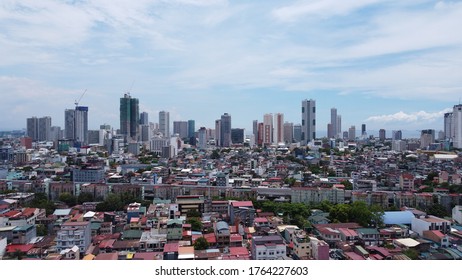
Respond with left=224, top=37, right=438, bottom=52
left=301, top=99, right=316, bottom=145
left=120, top=94, right=139, bottom=141
left=220, top=113, right=232, bottom=147
left=348, top=126, right=356, bottom=141
left=173, top=121, right=189, bottom=139
left=26, top=117, right=38, bottom=141
left=140, top=112, right=149, bottom=125
left=329, top=108, right=337, bottom=139
left=38, top=116, right=52, bottom=142
left=273, top=113, right=284, bottom=144
left=337, top=115, right=342, bottom=136
left=215, top=119, right=221, bottom=146
left=159, top=111, right=170, bottom=138
left=263, top=113, right=273, bottom=146
left=231, top=128, right=244, bottom=144
left=283, top=122, right=294, bottom=144
left=293, top=124, right=302, bottom=143
left=392, top=130, right=402, bottom=140
left=444, top=112, right=454, bottom=141
left=64, top=109, right=75, bottom=140
left=188, top=120, right=195, bottom=139
left=198, top=127, right=207, bottom=150
left=379, top=129, right=386, bottom=141
left=453, top=105, right=462, bottom=148
left=361, top=124, right=366, bottom=137
left=75, top=106, right=88, bottom=145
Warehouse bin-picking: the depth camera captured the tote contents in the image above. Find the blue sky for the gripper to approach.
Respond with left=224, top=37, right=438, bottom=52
left=1, top=0, right=461, bottom=137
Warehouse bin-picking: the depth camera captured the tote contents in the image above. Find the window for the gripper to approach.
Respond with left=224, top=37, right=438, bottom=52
left=302, top=107, right=305, bottom=113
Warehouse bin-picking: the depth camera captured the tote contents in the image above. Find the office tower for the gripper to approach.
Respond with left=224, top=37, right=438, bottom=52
left=159, top=111, right=170, bottom=138
left=343, top=131, right=349, bottom=139
left=220, top=113, right=232, bottom=147
left=231, top=128, right=245, bottom=144
left=215, top=119, right=221, bottom=146
left=88, top=130, right=100, bottom=145
left=188, top=120, right=195, bottom=139
left=379, top=129, right=386, bottom=141
left=293, top=124, right=302, bottom=143
left=26, top=117, right=39, bottom=141
left=283, top=122, right=294, bottom=144
left=444, top=112, right=454, bottom=140
left=392, top=130, right=402, bottom=141
left=120, top=94, right=139, bottom=141
left=301, top=99, right=316, bottom=145
left=274, top=113, right=284, bottom=144
left=173, top=121, right=189, bottom=139
left=198, top=127, right=207, bottom=150
left=361, top=124, right=366, bottom=137
left=50, top=126, right=61, bottom=143
left=263, top=113, right=273, bottom=145
left=140, top=112, right=149, bottom=125
left=453, top=105, right=462, bottom=148
left=348, top=126, right=356, bottom=141
left=330, top=108, right=337, bottom=139
left=75, top=106, right=89, bottom=145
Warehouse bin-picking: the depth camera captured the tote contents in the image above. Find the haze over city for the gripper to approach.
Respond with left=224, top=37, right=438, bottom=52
left=1, top=0, right=461, bottom=134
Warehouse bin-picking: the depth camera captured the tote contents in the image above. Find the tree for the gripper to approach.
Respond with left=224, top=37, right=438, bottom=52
left=186, top=209, right=201, bottom=218
left=95, top=193, right=124, bottom=212
left=193, top=237, right=209, bottom=250
left=340, top=180, right=353, bottom=190
left=186, top=217, right=203, bottom=232
left=77, top=192, right=94, bottom=204
left=59, top=192, right=77, bottom=207
left=403, top=248, right=419, bottom=260
left=36, top=224, right=48, bottom=236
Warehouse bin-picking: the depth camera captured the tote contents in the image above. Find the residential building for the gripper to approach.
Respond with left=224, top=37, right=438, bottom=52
left=293, top=124, right=302, bottom=143
left=140, top=112, right=149, bottom=125
left=173, top=121, right=189, bottom=139
left=220, top=113, right=232, bottom=147
left=229, top=201, right=255, bottom=227
left=73, top=167, right=105, bottom=183
left=273, top=113, right=284, bottom=144
left=74, top=106, right=89, bottom=145
left=26, top=117, right=38, bottom=141
left=283, top=122, right=294, bottom=144
left=251, top=235, right=286, bottom=260
left=379, top=129, right=386, bottom=141
left=263, top=114, right=273, bottom=146
left=444, top=112, right=454, bottom=141
left=411, top=215, right=451, bottom=236
left=12, top=224, right=36, bottom=244
left=310, top=237, right=329, bottom=260
left=56, top=221, right=91, bottom=254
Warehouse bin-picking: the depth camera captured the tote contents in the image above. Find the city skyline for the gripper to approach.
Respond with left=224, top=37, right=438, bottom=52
left=1, top=1, right=461, bottom=133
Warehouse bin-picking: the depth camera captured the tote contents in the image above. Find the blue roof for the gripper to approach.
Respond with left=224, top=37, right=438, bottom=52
left=383, top=211, right=414, bottom=225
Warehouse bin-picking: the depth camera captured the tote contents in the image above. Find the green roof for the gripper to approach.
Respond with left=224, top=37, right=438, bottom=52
left=123, top=229, right=142, bottom=239
left=356, top=228, right=379, bottom=235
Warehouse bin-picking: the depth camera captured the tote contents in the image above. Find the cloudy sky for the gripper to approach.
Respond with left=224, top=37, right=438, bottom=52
left=1, top=0, right=461, bottom=137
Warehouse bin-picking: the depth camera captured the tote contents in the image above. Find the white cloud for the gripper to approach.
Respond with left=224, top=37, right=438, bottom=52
left=366, top=108, right=452, bottom=123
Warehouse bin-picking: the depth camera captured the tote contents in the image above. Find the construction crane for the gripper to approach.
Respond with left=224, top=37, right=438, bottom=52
left=75, top=89, right=87, bottom=106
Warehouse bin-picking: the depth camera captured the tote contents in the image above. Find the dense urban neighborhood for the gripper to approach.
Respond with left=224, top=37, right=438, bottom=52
left=2, top=127, right=462, bottom=260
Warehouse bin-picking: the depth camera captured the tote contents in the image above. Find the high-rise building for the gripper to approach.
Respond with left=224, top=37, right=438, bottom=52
left=26, top=117, right=38, bottom=141
left=293, top=124, right=302, bottom=143
left=420, top=129, right=435, bottom=149
left=159, top=111, right=170, bottom=138
left=198, top=127, right=207, bottom=150
left=173, top=121, right=189, bottom=139
left=50, top=126, right=61, bottom=143
left=283, top=122, right=294, bottom=144
left=348, top=126, right=356, bottom=141
left=361, top=124, right=366, bottom=137
left=120, top=94, right=139, bottom=141
left=444, top=112, right=454, bottom=141
left=392, top=130, right=402, bottom=141
left=263, top=114, right=273, bottom=146
left=141, top=124, right=151, bottom=142
left=453, top=105, right=462, bottom=148
left=231, top=128, right=245, bottom=144
left=337, top=115, right=342, bottom=136
left=215, top=119, right=221, bottom=146
left=38, top=116, right=52, bottom=142
left=188, top=120, right=195, bottom=139
left=75, top=106, right=88, bottom=145
left=140, top=112, right=149, bottom=125
left=329, top=108, right=337, bottom=139
left=379, top=129, right=386, bottom=141
left=257, top=122, right=264, bottom=146
left=253, top=120, right=258, bottom=141
left=273, top=113, right=284, bottom=144
left=220, top=113, right=232, bottom=147
left=301, top=99, right=316, bottom=145
left=327, top=123, right=333, bottom=139
left=64, top=109, right=75, bottom=140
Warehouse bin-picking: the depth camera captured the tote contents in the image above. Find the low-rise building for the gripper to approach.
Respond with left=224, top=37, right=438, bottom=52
left=251, top=235, right=286, bottom=260
left=56, top=221, right=91, bottom=255
left=412, top=215, right=451, bottom=236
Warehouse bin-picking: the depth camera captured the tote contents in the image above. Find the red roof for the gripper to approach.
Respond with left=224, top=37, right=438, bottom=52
left=163, top=243, right=179, bottom=253
left=204, top=233, right=217, bottom=244
left=230, top=234, right=243, bottom=242
left=6, top=244, right=34, bottom=254
left=231, top=201, right=253, bottom=208
left=4, top=210, right=21, bottom=218
left=21, top=208, right=36, bottom=218
left=228, top=246, right=249, bottom=256
left=344, top=251, right=365, bottom=260
left=98, top=239, right=116, bottom=249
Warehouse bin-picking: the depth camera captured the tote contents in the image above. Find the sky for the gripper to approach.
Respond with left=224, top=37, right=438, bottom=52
left=1, top=0, right=462, bottom=138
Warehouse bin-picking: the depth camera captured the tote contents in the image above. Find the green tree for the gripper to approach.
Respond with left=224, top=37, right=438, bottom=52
left=193, top=237, right=210, bottom=250
left=77, top=192, right=94, bottom=204
left=186, top=217, right=203, bottom=232
left=186, top=209, right=201, bottom=218
left=403, top=248, right=419, bottom=260
left=340, top=180, right=353, bottom=190
left=59, top=192, right=77, bottom=207
left=36, top=224, right=48, bottom=236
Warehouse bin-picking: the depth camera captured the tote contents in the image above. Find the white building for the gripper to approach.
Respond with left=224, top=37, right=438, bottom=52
left=453, top=104, right=462, bottom=148
left=251, top=235, right=286, bottom=260
left=411, top=215, right=451, bottom=236
left=0, top=236, right=6, bottom=259
left=56, top=221, right=91, bottom=254
left=452, top=205, right=462, bottom=224
left=60, top=245, right=80, bottom=260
